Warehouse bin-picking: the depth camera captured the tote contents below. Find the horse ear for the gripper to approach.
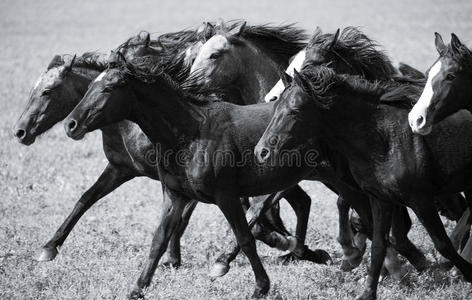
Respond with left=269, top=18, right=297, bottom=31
left=434, top=32, right=446, bottom=55
left=281, top=72, right=293, bottom=87
left=47, top=55, right=64, bottom=70
left=197, top=22, right=215, bottom=41
left=293, top=69, right=306, bottom=89
left=64, top=54, right=76, bottom=72
left=117, top=51, right=127, bottom=64
left=329, top=29, right=340, bottom=49
left=451, top=33, right=463, bottom=52
left=228, top=21, right=246, bottom=37
left=216, top=18, right=226, bottom=31
left=144, top=32, right=151, bottom=47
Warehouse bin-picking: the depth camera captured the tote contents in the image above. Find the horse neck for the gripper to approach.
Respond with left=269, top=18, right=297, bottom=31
left=129, top=79, right=207, bottom=152
left=319, top=91, right=380, bottom=162
left=69, top=67, right=101, bottom=102
left=235, top=44, right=282, bottom=104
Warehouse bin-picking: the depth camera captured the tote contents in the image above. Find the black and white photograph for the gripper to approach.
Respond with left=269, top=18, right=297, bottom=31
left=2, top=0, right=472, bottom=299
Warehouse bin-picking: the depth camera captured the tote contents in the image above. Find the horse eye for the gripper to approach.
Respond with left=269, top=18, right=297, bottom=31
left=209, top=52, right=222, bottom=59
left=42, top=90, right=52, bottom=96
left=446, top=73, right=456, bottom=81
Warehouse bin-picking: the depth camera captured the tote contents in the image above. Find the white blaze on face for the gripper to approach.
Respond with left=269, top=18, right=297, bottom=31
left=94, top=71, right=107, bottom=83
left=264, top=50, right=306, bottom=102
left=190, top=35, right=229, bottom=74
left=32, top=67, right=62, bottom=92
left=408, top=60, right=442, bottom=134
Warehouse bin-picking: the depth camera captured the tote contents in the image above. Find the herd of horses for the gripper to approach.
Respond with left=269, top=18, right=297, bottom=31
left=13, top=19, right=472, bottom=299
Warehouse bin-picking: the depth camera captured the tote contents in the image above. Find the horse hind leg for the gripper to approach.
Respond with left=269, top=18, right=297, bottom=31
left=337, top=196, right=366, bottom=271
left=410, top=195, right=472, bottom=283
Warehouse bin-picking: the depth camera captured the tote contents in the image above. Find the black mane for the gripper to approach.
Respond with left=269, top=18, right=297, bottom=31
left=46, top=52, right=107, bottom=72
left=237, top=23, right=307, bottom=66
left=298, top=65, right=419, bottom=109
left=307, top=27, right=397, bottom=80
left=115, top=55, right=219, bottom=105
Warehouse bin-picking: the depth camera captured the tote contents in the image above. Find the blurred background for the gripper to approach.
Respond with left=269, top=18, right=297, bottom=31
left=1, top=1, right=472, bottom=299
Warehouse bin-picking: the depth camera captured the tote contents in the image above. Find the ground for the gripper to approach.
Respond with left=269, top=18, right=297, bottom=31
left=1, top=0, right=472, bottom=299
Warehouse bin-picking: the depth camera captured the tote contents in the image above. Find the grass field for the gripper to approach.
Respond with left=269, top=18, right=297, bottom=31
left=1, top=0, right=472, bottom=299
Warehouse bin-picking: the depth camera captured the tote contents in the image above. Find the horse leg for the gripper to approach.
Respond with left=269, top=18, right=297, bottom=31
left=209, top=192, right=284, bottom=278
left=341, top=192, right=374, bottom=270
left=337, top=195, right=365, bottom=271
left=276, top=185, right=332, bottom=264
left=129, top=186, right=187, bottom=299
left=160, top=199, right=198, bottom=268
left=439, top=207, right=471, bottom=267
left=410, top=196, right=472, bottom=283
left=37, top=163, right=133, bottom=261
left=390, top=206, right=429, bottom=272
left=215, top=191, right=270, bottom=298
left=356, top=198, right=393, bottom=300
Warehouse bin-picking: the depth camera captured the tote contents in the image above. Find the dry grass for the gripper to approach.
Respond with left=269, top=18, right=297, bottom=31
left=1, top=0, right=472, bottom=299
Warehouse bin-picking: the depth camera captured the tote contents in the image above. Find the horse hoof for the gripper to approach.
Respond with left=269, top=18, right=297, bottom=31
left=341, top=249, right=363, bottom=271
left=36, top=247, right=58, bottom=262
left=209, top=262, right=230, bottom=278
left=341, top=259, right=357, bottom=272
left=251, top=285, right=269, bottom=298
left=160, top=259, right=181, bottom=269
left=355, top=290, right=375, bottom=300
left=287, top=236, right=298, bottom=252
left=129, top=288, right=145, bottom=300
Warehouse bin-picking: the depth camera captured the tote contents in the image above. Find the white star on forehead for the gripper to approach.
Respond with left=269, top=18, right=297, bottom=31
left=33, top=67, right=62, bottom=90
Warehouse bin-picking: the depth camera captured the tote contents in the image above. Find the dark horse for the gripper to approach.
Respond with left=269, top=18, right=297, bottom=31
left=187, top=20, right=337, bottom=274
left=409, top=32, right=472, bottom=135
left=13, top=27, right=310, bottom=266
left=298, top=26, right=470, bottom=263
left=62, top=50, right=428, bottom=298
left=256, top=64, right=472, bottom=299
left=407, top=32, right=472, bottom=263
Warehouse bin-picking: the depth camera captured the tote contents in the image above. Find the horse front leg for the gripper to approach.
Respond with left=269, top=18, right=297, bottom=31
left=276, top=185, right=332, bottom=264
left=37, top=163, right=133, bottom=261
left=209, top=192, right=283, bottom=278
left=215, top=190, right=270, bottom=298
left=160, top=199, right=198, bottom=268
left=129, top=186, right=187, bottom=300
left=357, top=198, right=393, bottom=300
left=389, top=206, right=429, bottom=273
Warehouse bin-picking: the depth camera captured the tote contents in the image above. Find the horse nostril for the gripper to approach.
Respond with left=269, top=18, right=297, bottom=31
left=416, top=115, right=425, bottom=128
left=68, top=119, right=78, bottom=132
left=260, top=148, right=270, bottom=161
left=15, top=129, right=26, bottom=140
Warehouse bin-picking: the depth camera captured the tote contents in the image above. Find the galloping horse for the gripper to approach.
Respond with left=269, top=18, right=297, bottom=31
left=256, top=64, right=472, bottom=299
left=13, top=27, right=311, bottom=267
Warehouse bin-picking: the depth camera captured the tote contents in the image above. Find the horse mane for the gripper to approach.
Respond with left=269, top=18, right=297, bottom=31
left=118, top=55, right=218, bottom=105
left=74, top=52, right=108, bottom=71
left=307, top=27, right=397, bottom=80
left=46, top=52, right=107, bottom=72
left=236, top=23, right=308, bottom=66
left=298, top=65, right=417, bottom=109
